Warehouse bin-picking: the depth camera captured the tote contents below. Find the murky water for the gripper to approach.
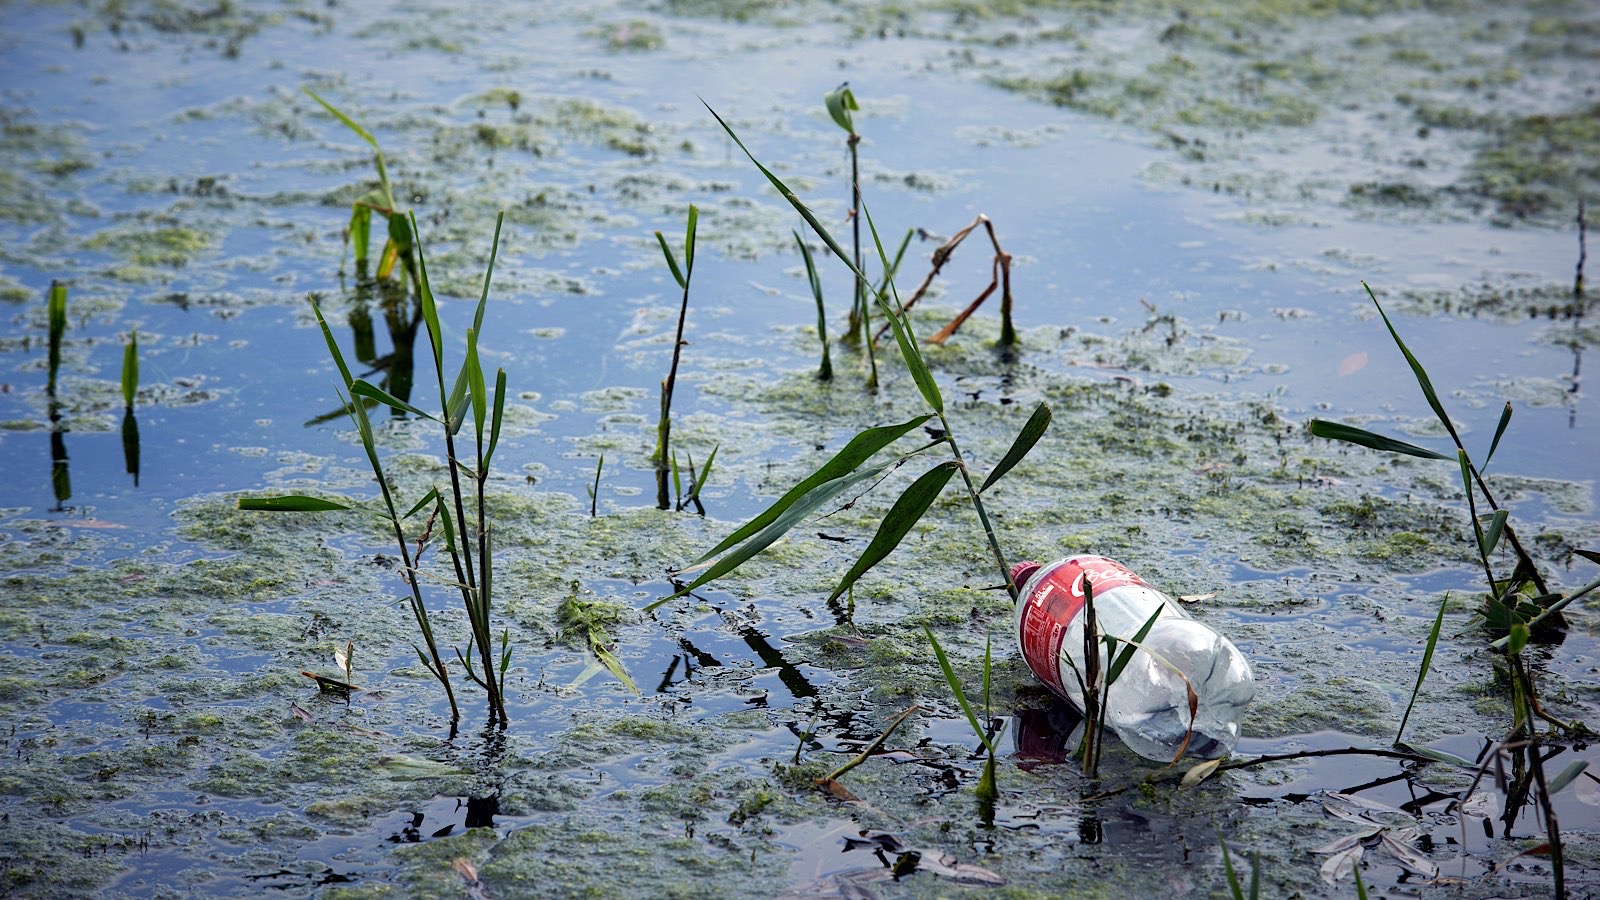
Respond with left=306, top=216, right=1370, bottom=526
left=2, top=0, right=1596, bottom=896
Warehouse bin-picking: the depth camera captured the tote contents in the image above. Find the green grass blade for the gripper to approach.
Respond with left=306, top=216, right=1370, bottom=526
left=980, top=402, right=1051, bottom=493
left=484, top=368, right=507, bottom=468
left=310, top=297, right=355, bottom=390
left=1480, top=509, right=1510, bottom=556
left=1308, top=420, right=1452, bottom=460
left=1353, top=860, right=1368, bottom=899
left=827, top=461, right=959, bottom=603
left=1485, top=401, right=1513, bottom=469
left=238, top=495, right=355, bottom=512
left=687, top=443, right=718, bottom=504
left=402, top=486, right=441, bottom=520
left=1394, top=592, right=1449, bottom=746
left=121, top=330, right=139, bottom=408
left=303, top=87, right=379, bottom=150
left=1363, top=281, right=1460, bottom=444
left=648, top=462, right=895, bottom=611
left=411, top=211, right=445, bottom=380
left=703, top=100, right=865, bottom=284
left=47, top=280, right=67, bottom=391
left=1105, top=606, right=1164, bottom=687
left=1458, top=450, right=1485, bottom=551
left=1220, top=837, right=1244, bottom=900
left=824, top=83, right=857, bottom=133
left=655, top=231, right=686, bottom=289
left=863, top=202, right=943, bottom=415
left=683, top=204, right=698, bottom=276
left=691, top=414, right=933, bottom=565
left=923, top=624, right=996, bottom=755
left=351, top=379, right=438, bottom=422
left=471, top=211, right=504, bottom=336
left=1248, top=851, right=1261, bottom=900
left=467, top=328, right=487, bottom=444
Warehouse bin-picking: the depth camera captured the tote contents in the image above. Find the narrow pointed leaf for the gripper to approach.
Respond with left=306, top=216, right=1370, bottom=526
left=467, top=328, right=487, bottom=443
left=121, top=330, right=139, bottom=408
left=923, top=625, right=997, bottom=755
left=304, top=87, right=379, bottom=150
left=311, top=297, right=355, bottom=390
left=351, top=379, right=438, bottom=422
left=402, top=486, right=441, bottom=520
left=1484, top=401, right=1512, bottom=468
left=238, top=495, right=356, bottom=513
left=683, top=204, right=698, bottom=275
left=1363, top=282, right=1459, bottom=443
left=980, top=402, right=1052, bottom=493
left=484, top=369, right=507, bottom=468
left=1105, top=606, right=1164, bottom=687
left=648, top=463, right=895, bottom=611
left=687, top=443, right=718, bottom=503
left=703, top=101, right=864, bottom=284
left=827, top=461, right=959, bottom=603
left=655, top=231, right=686, bottom=289
left=412, top=212, right=445, bottom=377
left=1308, top=419, right=1451, bottom=460
left=691, top=414, right=933, bottom=565
left=864, top=203, right=943, bottom=414
left=1480, top=509, right=1510, bottom=556
left=471, top=211, right=504, bottom=336
left=1395, top=593, right=1448, bottom=745
left=445, top=363, right=471, bottom=435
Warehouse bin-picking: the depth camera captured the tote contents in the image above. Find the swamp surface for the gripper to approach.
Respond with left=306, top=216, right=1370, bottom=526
left=1, top=0, right=1598, bottom=896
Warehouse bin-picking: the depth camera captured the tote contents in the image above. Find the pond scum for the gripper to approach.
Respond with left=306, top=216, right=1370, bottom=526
left=166, top=92, right=1598, bottom=897
left=2, top=6, right=1599, bottom=894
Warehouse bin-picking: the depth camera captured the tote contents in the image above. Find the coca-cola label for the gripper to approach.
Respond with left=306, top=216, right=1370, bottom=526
left=1016, top=556, right=1150, bottom=695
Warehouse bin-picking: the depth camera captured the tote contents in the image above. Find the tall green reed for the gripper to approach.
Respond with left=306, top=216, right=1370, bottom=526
left=121, top=330, right=140, bottom=487
left=825, top=83, right=877, bottom=388
left=654, top=205, right=699, bottom=510
left=648, top=100, right=1050, bottom=631
left=1309, top=280, right=1599, bottom=895
left=242, top=95, right=514, bottom=725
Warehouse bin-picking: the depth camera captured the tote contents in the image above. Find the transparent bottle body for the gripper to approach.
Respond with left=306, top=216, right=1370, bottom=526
left=1014, top=558, right=1256, bottom=761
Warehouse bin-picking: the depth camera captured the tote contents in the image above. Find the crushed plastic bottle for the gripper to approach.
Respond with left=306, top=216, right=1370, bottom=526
left=1011, top=555, right=1255, bottom=761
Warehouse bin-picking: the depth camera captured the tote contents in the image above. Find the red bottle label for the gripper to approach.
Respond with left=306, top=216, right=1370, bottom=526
left=1016, top=556, right=1150, bottom=696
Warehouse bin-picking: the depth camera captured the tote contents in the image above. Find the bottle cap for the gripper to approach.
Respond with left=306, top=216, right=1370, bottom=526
left=1010, top=560, right=1040, bottom=591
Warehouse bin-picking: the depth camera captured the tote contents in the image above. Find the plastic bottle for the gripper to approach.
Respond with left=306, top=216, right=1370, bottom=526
left=1011, top=555, right=1255, bottom=761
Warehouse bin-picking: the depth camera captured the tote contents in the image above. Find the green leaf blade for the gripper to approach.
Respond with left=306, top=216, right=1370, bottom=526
left=1309, top=419, right=1452, bottom=460
left=239, top=495, right=355, bottom=513
left=350, top=379, right=439, bottom=422
left=648, top=462, right=895, bottom=611
left=980, top=402, right=1051, bottom=493
left=826, top=461, right=959, bottom=603
left=691, top=414, right=933, bottom=565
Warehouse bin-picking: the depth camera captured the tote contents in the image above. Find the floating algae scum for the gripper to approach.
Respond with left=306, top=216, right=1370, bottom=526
left=1, top=0, right=1597, bottom=896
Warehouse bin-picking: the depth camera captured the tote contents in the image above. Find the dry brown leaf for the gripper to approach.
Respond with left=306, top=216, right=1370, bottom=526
left=1180, top=757, right=1223, bottom=788
left=814, top=777, right=858, bottom=802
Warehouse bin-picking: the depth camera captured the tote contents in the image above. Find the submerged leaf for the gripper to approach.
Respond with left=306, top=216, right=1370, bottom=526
left=1319, top=845, right=1363, bottom=884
